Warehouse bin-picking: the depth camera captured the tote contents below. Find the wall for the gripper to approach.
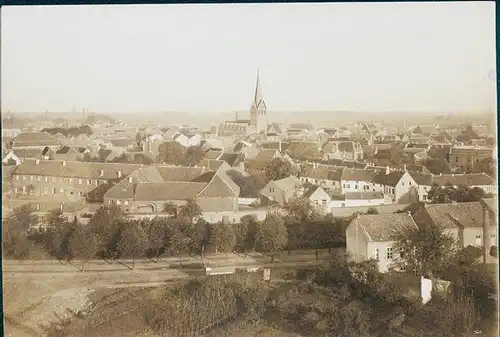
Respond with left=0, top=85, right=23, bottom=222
left=368, top=241, right=397, bottom=273
left=345, top=221, right=368, bottom=263
left=196, top=196, right=238, bottom=212
left=330, top=198, right=385, bottom=209
left=341, top=180, right=373, bottom=194
left=394, top=172, right=418, bottom=204
left=462, top=226, right=497, bottom=249
left=299, top=176, right=340, bottom=190
left=201, top=208, right=271, bottom=224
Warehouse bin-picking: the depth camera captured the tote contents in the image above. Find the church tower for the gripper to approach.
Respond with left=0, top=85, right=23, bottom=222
left=250, top=69, right=268, bottom=134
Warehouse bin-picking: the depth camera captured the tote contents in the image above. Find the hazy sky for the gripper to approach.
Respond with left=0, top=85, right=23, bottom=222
left=1, top=2, right=496, bottom=114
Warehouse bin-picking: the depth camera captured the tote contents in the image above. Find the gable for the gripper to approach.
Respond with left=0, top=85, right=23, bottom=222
left=197, top=174, right=237, bottom=198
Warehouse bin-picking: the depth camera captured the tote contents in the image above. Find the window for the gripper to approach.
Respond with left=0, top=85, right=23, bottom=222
left=52, top=177, right=56, bottom=182
left=79, top=179, right=83, bottom=185
left=87, top=179, right=92, bottom=185
left=15, top=176, right=19, bottom=181
left=23, top=175, right=27, bottom=181
left=409, top=182, right=411, bottom=186
left=375, top=249, right=379, bottom=261
left=45, top=177, right=49, bottom=182
left=402, top=182, right=404, bottom=186
left=52, top=188, right=56, bottom=194
left=30, top=176, right=34, bottom=181
left=36, top=204, right=40, bottom=210
left=14, top=188, right=18, bottom=193
left=44, top=188, right=49, bottom=195
left=116, top=199, right=121, bottom=205
left=37, top=176, right=41, bottom=181
left=322, top=199, right=327, bottom=206
left=59, top=188, right=64, bottom=193
left=386, top=247, right=393, bottom=259
left=124, top=200, right=129, bottom=206
left=69, top=178, right=73, bottom=184
left=475, top=235, right=482, bottom=247
left=347, top=184, right=350, bottom=188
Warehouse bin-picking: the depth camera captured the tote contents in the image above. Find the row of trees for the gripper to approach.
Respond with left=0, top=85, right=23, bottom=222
left=41, top=125, right=93, bottom=138
left=3, top=197, right=348, bottom=268
left=427, top=184, right=491, bottom=203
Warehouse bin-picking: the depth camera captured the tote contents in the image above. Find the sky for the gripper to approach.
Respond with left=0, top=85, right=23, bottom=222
left=1, top=2, right=496, bottom=115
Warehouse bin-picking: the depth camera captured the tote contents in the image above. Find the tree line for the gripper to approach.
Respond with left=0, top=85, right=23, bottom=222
left=3, top=198, right=348, bottom=270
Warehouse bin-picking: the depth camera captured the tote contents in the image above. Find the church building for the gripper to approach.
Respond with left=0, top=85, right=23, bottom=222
left=218, top=70, right=268, bottom=136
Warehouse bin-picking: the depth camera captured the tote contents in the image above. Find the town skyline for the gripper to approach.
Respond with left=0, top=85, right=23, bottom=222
left=2, top=2, right=496, bottom=114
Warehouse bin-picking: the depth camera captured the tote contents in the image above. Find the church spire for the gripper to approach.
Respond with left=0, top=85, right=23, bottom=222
left=254, top=69, right=262, bottom=105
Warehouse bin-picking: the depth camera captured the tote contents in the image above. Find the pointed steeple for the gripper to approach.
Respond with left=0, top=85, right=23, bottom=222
left=253, top=69, right=262, bottom=105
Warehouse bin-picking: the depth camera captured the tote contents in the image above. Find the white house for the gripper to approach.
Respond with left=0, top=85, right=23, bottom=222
left=330, top=192, right=386, bottom=209
left=173, top=131, right=203, bottom=147
left=375, top=168, right=419, bottom=204
left=2, top=150, right=22, bottom=166
left=346, top=213, right=419, bottom=273
left=340, top=168, right=381, bottom=194
left=303, top=185, right=332, bottom=213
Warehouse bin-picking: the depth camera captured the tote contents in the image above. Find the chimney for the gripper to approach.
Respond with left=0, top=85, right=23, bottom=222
left=35, top=159, right=40, bottom=165
left=62, top=160, right=67, bottom=166
left=385, top=166, right=390, bottom=175
left=117, top=170, right=122, bottom=178
left=99, top=169, right=104, bottom=177
left=482, top=204, right=492, bottom=264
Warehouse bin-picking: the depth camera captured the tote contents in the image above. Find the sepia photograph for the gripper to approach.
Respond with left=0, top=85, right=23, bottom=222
left=1, top=2, right=498, bottom=337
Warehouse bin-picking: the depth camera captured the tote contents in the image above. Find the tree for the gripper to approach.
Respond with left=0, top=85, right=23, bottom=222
left=178, top=199, right=202, bottom=223
left=162, top=202, right=178, bottom=216
left=117, top=222, right=148, bottom=269
left=184, top=146, right=206, bottom=166
left=233, top=215, right=257, bottom=253
left=158, top=141, right=186, bottom=165
left=88, top=205, right=126, bottom=260
left=428, top=184, right=490, bottom=204
left=265, top=157, right=293, bottom=181
left=284, top=197, right=320, bottom=224
left=208, top=222, right=236, bottom=260
left=148, top=217, right=168, bottom=262
left=226, top=170, right=267, bottom=197
left=135, top=132, right=145, bottom=150
left=391, top=222, right=457, bottom=277
left=424, top=159, right=452, bottom=175
left=69, top=223, right=99, bottom=271
left=45, top=210, right=76, bottom=260
left=166, top=217, right=197, bottom=267
left=255, top=212, right=288, bottom=261
left=5, top=205, right=38, bottom=233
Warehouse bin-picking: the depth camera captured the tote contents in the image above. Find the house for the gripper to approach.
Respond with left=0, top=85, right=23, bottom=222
left=103, top=165, right=239, bottom=213
left=299, top=164, right=343, bottom=190
left=330, top=191, right=385, bottom=209
left=303, top=185, right=332, bottom=213
left=374, top=168, right=419, bottom=204
left=2, top=127, right=22, bottom=138
left=449, top=145, right=493, bottom=172
left=412, top=125, right=439, bottom=136
left=11, top=132, right=61, bottom=149
left=408, top=171, right=434, bottom=202
left=11, top=159, right=143, bottom=198
left=245, top=149, right=282, bottom=175
left=480, top=198, right=497, bottom=263
left=432, top=173, right=496, bottom=195
left=142, top=133, right=164, bottom=157
left=2, top=150, right=22, bottom=166
left=260, top=176, right=302, bottom=207
left=346, top=213, right=419, bottom=273
left=52, top=146, right=80, bottom=161
left=173, top=131, right=203, bottom=147
left=287, top=141, right=322, bottom=161
left=198, top=159, right=232, bottom=172
left=3, top=197, right=90, bottom=227
left=412, top=202, right=497, bottom=250
left=322, top=141, right=363, bottom=161
left=340, top=168, right=378, bottom=194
